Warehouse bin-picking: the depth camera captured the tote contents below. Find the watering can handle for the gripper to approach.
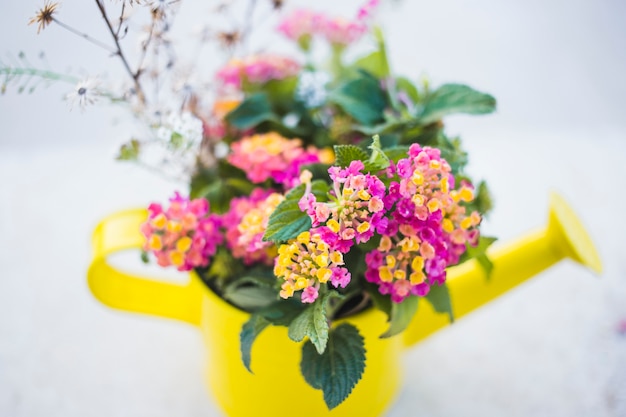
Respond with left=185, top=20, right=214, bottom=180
left=87, top=208, right=202, bottom=326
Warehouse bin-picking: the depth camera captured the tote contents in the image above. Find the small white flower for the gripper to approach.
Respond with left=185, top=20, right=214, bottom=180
left=66, top=77, right=102, bottom=111
left=297, top=71, right=330, bottom=108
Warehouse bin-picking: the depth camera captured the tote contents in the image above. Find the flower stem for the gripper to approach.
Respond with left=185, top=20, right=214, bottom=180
left=94, top=0, right=146, bottom=105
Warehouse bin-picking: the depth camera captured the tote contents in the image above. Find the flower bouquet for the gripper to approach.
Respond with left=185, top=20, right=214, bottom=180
left=5, top=0, right=506, bottom=412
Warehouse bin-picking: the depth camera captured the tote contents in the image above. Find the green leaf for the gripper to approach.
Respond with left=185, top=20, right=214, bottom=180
left=300, top=323, right=366, bottom=410
left=116, top=139, right=141, bottom=161
left=367, top=283, right=392, bottom=320
left=288, top=293, right=331, bottom=354
left=472, top=181, right=494, bottom=216
left=329, top=73, right=386, bottom=126
left=382, top=146, right=410, bottom=163
left=240, top=313, right=270, bottom=373
left=300, top=163, right=332, bottom=182
left=465, top=236, right=497, bottom=279
left=225, top=93, right=279, bottom=129
left=352, top=51, right=386, bottom=78
left=258, top=300, right=305, bottom=326
left=206, top=246, right=238, bottom=282
left=437, top=134, right=468, bottom=175
left=263, top=180, right=330, bottom=243
left=425, top=283, right=454, bottom=323
left=418, top=83, right=496, bottom=125
left=395, top=76, right=419, bottom=104
left=223, top=271, right=278, bottom=311
left=334, top=144, right=369, bottom=168
left=364, top=135, right=390, bottom=172
left=380, top=295, right=418, bottom=338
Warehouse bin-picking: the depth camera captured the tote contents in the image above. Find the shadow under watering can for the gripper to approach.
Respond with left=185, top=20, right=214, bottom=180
left=87, top=192, right=601, bottom=417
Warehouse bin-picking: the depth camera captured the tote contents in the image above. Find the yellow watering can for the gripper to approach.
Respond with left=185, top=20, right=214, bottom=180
left=87, top=192, right=601, bottom=417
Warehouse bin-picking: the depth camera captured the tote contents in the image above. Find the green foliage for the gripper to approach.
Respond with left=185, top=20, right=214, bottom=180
left=418, top=83, right=496, bottom=125
left=225, top=93, right=279, bottom=129
left=380, top=295, right=419, bottom=338
left=425, top=283, right=454, bottom=323
left=472, top=181, right=494, bottom=216
left=438, top=135, right=469, bottom=175
left=464, top=236, right=498, bottom=279
left=300, top=323, right=366, bottom=410
left=329, top=72, right=386, bottom=126
left=334, top=144, right=369, bottom=168
left=240, top=313, right=270, bottom=373
left=395, top=76, right=420, bottom=104
left=364, top=135, right=390, bottom=172
left=263, top=180, right=330, bottom=243
left=116, top=139, right=141, bottom=161
left=352, top=51, right=387, bottom=78
left=300, top=163, right=332, bottom=182
left=288, top=292, right=332, bottom=354
left=382, top=146, right=411, bottom=163
left=223, top=270, right=278, bottom=311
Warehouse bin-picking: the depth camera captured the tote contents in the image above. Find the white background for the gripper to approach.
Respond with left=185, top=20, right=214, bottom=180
left=1, top=0, right=625, bottom=416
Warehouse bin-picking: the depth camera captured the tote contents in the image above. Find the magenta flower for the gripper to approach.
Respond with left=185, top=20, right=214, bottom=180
left=141, top=192, right=222, bottom=272
left=364, top=144, right=481, bottom=302
left=222, top=189, right=284, bottom=266
left=216, top=55, right=300, bottom=90
left=228, top=132, right=329, bottom=188
left=300, top=160, right=387, bottom=253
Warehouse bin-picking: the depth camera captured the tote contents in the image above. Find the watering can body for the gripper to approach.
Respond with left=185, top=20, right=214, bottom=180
left=87, top=193, right=601, bottom=417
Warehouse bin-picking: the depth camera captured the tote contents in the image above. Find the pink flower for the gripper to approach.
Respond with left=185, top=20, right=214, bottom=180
left=216, top=55, right=301, bottom=90
left=300, top=160, right=388, bottom=252
left=301, top=286, right=319, bottom=303
left=222, top=189, right=283, bottom=265
left=364, top=144, right=482, bottom=303
left=277, top=9, right=322, bottom=42
left=141, top=192, right=222, bottom=272
left=227, top=132, right=326, bottom=188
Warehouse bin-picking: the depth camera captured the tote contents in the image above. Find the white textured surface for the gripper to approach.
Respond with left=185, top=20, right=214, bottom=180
left=1, top=1, right=626, bottom=416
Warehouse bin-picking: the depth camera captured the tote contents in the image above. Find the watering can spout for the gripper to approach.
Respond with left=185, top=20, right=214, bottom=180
left=403, top=192, right=602, bottom=346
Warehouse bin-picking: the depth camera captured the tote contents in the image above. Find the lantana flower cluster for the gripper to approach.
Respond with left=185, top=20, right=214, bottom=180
left=227, top=132, right=331, bottom=188
left=277, top=0, right=380, bottom=47
left=275, top=145, right=481, bottom=304
left=141, top=193, right=222, bottom=271
left=274, top=230, right=350, bottom=303
left=222, top=189, right=284, bottom=266
left=216, top=54, right=301, bottom=90
left=364, top=144, right=481, bottom=302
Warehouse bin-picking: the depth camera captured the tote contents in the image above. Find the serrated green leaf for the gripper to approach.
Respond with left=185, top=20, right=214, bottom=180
left=363, top=135, right=390, bottom=172
left=240, top=313, right=270, bottom=373
left=418, top=83, right=496, bottom=125
left=263, top=180, right=330, bottom=243
left=288, top=293, right=331, bottom=354
left=225, top=93, right=279, bottom=129
left=380, top=295, right=418, bottom=338
left=425, top=283, right=454, bottom=323
left=300, top=323, right=366, bottom=410
left=334, top=144, right=369, bottom=168
left=329, top=74, right=386, bottom=126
